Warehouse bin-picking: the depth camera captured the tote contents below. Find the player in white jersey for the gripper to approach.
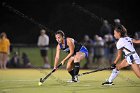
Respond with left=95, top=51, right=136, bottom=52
left=102, top=25, right=140, bottom=85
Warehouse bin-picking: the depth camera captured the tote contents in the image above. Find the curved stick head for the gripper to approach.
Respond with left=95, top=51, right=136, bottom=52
left=40, top=78, right=43, bottom=82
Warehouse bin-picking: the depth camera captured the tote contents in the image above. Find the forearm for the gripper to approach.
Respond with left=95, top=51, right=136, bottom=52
left=54, top=57, right=59, bottom=68
left=113, top=55, right=121, bottom=64
left=133, top=39, right=140, bottom=44
left=134, top=40, right=140, bottom=44
left=113, top=49, right=122, bottom=64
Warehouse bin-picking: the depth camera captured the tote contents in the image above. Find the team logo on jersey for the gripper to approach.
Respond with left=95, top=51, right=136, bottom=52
left=63, top=48, right=70, bottom=52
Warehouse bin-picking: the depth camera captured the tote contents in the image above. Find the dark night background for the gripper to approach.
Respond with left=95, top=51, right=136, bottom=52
left=0, top=0, right=140, bottom=44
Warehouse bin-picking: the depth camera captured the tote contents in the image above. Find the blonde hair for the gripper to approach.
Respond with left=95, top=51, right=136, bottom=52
left=0, top=32, right=7, bottom=39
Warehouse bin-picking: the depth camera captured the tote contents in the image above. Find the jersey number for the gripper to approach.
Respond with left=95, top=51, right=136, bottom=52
left=128, top=40, right=132, bottom=45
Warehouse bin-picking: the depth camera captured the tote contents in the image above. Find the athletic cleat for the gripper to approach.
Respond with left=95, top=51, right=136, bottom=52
left=67, top=76, right=79, bottom=83
left=67, top=79, right=76, bottom=83
left=102, top=81, right=114, bottom=85
left=74, top=75, right=78, bottom=82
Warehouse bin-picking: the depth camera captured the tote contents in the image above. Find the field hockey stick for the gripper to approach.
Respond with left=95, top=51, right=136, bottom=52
left=78, top=67, right=111, bottom=76
left=39, top=63, right=62, bottom=84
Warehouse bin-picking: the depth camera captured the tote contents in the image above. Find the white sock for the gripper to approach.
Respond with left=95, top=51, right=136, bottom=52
left=108, top=68, right=119, bottom=82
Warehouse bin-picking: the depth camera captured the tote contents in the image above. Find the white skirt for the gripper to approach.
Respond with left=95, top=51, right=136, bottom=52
left=125, top=53, right=140, bottom=64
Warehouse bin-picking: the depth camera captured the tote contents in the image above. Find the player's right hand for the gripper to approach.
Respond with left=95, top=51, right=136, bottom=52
left=53, top=67, right=57, bottom=71
left=61, top=60, right=65, bottom=65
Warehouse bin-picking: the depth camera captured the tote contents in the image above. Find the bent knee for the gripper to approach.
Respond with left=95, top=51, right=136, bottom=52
left=116, top=65, right=121, bottom=70
left=66, top=66, right=73, bottom=71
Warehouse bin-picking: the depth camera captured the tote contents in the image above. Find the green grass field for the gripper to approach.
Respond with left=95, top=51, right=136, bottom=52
left=0, top=69, right=140, bottom=93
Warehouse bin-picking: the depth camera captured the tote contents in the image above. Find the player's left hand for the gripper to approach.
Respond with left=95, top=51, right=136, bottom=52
left=111, top=63, right=116, bottom=69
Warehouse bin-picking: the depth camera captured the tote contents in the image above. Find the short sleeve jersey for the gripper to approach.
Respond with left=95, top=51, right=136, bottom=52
left=116, top=37, right=136, bottom=55
left=0, top=38, right=10, bottom=53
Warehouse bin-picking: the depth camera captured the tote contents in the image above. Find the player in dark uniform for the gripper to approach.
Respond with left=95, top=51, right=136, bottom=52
left=54, top=30, right=88, bottom=82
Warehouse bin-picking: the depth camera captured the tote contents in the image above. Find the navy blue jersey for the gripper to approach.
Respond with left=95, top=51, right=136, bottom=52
left=59, top=38, right=82, bottom=55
